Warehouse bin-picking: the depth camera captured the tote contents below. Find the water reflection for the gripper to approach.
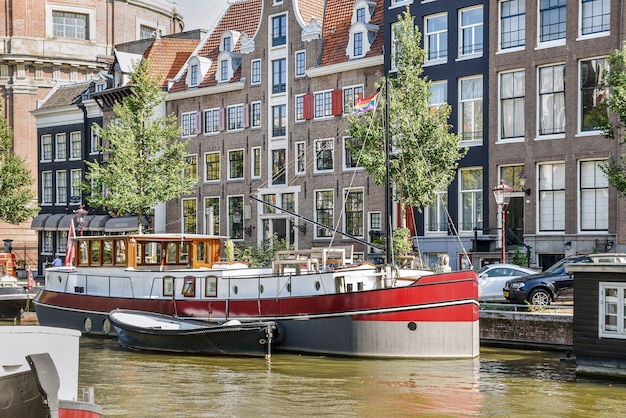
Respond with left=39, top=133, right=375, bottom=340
left=77, top=339, right=626, bottom=417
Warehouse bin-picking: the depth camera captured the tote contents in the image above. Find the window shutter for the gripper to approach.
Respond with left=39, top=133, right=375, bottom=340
left=331, top=89, right=343, bottom=116
left=303, top=94, right=313, bottom=120
left=243, top=104, right=249, bottom=128
left=219, top=108, right=225, bottom=131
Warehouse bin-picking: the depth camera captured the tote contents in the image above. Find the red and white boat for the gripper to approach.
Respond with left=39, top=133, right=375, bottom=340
left=0, top=326, right=101, bottom=417
left=34, top=233, right=479, bottom=358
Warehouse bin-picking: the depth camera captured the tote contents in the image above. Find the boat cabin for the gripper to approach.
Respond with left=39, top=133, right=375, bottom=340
left=73, top=234, right=222, bottom=270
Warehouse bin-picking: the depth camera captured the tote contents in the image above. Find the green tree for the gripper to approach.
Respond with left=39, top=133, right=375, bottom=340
left=347, top=9, right=466, bottom=218
left=603, top=44, right=626, bottom=193
left=0, top=100, right=39, bottom=223
left=85, top=59, right=194, bottom=232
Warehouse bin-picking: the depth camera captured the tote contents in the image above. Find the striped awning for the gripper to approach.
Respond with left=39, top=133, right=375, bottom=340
left=31, top=214, right=50, bottom=230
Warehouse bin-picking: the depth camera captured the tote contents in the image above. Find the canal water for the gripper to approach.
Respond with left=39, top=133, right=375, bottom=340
left=76, top=338, right=626, bottom=417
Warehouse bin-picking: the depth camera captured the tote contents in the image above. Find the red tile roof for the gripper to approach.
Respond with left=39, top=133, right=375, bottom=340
left=296, top=0, right=325, bottom=26
left=319, top=0, right=384, bottom=67
left=170, top=0, right=262, bottom=92
left=143, top=38, right=200, bottom=87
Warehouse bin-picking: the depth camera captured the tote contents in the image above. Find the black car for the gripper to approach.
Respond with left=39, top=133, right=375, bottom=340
left=502, top=255, right=594, bottom=305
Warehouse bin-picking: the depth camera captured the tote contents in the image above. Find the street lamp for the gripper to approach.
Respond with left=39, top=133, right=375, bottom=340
left=491, top=179, right=513, bottom=263
left=74, top=205, right=88, bottom=236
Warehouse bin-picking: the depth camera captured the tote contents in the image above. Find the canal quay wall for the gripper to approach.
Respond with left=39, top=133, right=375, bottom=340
left=480, top=308, right=573, bottom=351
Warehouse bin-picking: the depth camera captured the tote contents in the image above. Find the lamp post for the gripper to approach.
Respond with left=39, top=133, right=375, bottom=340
left=491, top=179, right=513, bottom=263
left=74, top=205, right=88, bottom=236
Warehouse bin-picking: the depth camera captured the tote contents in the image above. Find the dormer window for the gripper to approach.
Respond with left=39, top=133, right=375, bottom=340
left=186, top=55, right=212, bottom=88
left=220, top=60, right=229, bottom=82
left=223, top=36, right=231, bottom=52
left=346, top=0, right=378, bottom=60
left=216, top=30, right=242, bottom=83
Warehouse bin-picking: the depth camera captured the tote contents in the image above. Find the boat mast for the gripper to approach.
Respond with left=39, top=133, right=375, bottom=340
left=384, top=75, right=393, bottom=269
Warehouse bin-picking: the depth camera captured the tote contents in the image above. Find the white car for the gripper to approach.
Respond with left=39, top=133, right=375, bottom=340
left=477, top=263, right=536, bottom=302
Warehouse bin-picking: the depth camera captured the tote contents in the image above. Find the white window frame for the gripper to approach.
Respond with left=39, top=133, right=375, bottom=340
left=295, top=141, right=306, bottom=175
left=251, top=59, right=261, bottom=85
left=499, top=0, right=526, bottom=51
left=342, top=85, right=364, bottom=115
left=204, top=152, right=221, bottom=182
left=90, top=130, right=100, bottom=154
left=579, top=57, right=609, bottom=134
left=459, top=75, right=483, bottom=144
left=42, top=171, right=53, bottom=205
left=181, top=198, right=197, bottom=234
left=295, top=94, right=305, bottom=122
left=426, top=191, right=449, bottom=234
left=203, top=108, right=220, bottom=134
left=70, top=131, right=81, bottom=160
left=458, top=5, right=484, bottom=59
left=56, top=170, right=67, bottom=204
left=599, top=282, right=626, bottom=339
left=579, top=0, right=611, bottom=38
left=579, top=159, right=609, bottom=232
left=499, top=69, right=525, bottom=142
left=537, top=64, right=566, bottom=138
left=41, top=135, right=53, bottom=162
left=251, top=147, right=261, bottom=179
left=430, top=80, right=447, bottom=110
left=70, top=169, right=81, bottom=204
left=538, top=0, right=567, bottom=47
left=344, top=188, right=364, bottom=238
left=343, top=137, right=362, bottom=171
left=47, top=5, right=94, bottom=41
left=189, top=64, right=199, bottom=86
left=459, top=168, right=483, bottom=233
left=55, top=133, right=67, bottom=161
left=251, top=101, right=262, bottom=128
left=424, top=13, right=448, bottom=65
left=314, top=138, right=334, bottom=173
left=315, top=189, right=334, bottom=239
left=181, top=111, right=198, bottom=137
left=538, top=162, right=565, bottom=232
left=314, top=90, right=333, bottom=119
left=228, top=149, right=245, bottom=181
left=295, top=50, right=306, bottom=77
left=227, top=105, right=244, bottom=132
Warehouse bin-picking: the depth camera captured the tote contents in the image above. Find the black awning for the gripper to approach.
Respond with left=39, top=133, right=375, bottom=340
left=57, top=214, right=75, bottom=230
left=31, top=214, right=50, bottom=230
left=43, top=214, right=65, bottom=231
left=87, top=215, right=110, bottom=232
left=104, top=216, right=138, bottom=233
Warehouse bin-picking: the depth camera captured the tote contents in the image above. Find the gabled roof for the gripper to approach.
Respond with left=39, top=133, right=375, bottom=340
left=170, top=0, right=263, bottom=92
left=142, top=37, right=200, bottom=88
left=114, top=50, right=143, bottom=74
left=318, top=0, right=384, bottom=67
left=38, top=82, right=91, bottom=110
left=295, top=0, right=325, bottom=26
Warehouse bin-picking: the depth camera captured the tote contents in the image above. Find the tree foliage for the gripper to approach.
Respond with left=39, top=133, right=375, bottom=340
left=603, top=44, right=626, bottom=195
left=85, top=59, right=194, bottom=231
left=0, top=100, right=39, bottom=223
left=347, top=9, right=466, bottom=210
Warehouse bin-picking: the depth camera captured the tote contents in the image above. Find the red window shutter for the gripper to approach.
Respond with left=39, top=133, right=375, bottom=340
left=219, top=108, right=225, bottom=131
left=243, top=104, right=249, bottom=128
left=303, top=94, right=313, bottom=120
left=331, top=89, right=343, bottom=116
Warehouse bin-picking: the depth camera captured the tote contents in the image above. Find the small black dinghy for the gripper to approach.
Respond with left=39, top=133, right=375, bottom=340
left=109, top=309, right=278, bottom=357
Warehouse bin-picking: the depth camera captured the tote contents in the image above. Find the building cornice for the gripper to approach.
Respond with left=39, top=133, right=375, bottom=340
left=167, top=81, right=245, bottom=101
left=306, top=55, right=383, bottom=78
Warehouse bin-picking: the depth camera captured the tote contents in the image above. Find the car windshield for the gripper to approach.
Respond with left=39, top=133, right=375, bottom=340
left=544, top=256, right=590, bottom=273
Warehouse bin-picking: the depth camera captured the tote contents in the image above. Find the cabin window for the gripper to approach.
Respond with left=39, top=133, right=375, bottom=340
left=197, top=242, right=208, bottom=263
left=143, top=242, right=161, bottom=264
left=115, top=239, right=126, bottom=264
left=79, top=241, right=88, bottom=265
left=163, top=276, right=174, bottom=297
left=103, top=240, right=113, bottom=264
left=205, top=276, right=217, bottom=297
left=182, top=277, right=196, bottom=297
left=90, top=241, right=100, bottom=265
left=166, top=243, right=178, bottom=263
left=180, top=243, right=190, bottom=264
left=599, top=283, right=626, bottom=339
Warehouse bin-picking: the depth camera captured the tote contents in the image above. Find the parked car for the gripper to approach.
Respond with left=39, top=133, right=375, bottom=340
left=503, top=254, right=626, bottom=305
left=476, top=264, right=536, bottom=302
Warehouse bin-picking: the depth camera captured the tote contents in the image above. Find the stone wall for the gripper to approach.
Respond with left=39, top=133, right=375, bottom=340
left=480, top=310, right=573, bottom=350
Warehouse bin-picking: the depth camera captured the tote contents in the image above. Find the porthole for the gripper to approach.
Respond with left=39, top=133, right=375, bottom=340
left=57, top=275, right=62, bottom=284
left=102, top=318, right=111, bottom=335
left=314, top=281, right=321, bottom=291
left=233, top=285, right=238, bottom=295
left=259, top=285, right=264, bottom=294
left=287, top=283, right=291, bottom=293
left=407, top=322, right=417, bottom=331
left=83, top=317, right=92, bottom=333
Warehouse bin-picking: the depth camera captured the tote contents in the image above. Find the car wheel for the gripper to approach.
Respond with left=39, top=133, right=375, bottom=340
left=528, top=288, right=551, bottom=306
